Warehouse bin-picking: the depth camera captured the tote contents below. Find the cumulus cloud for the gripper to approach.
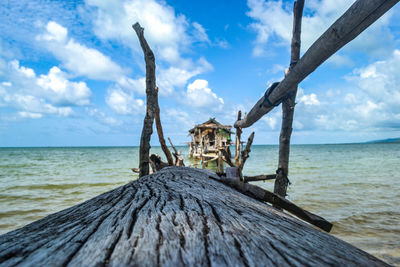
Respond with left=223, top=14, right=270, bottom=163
left=0, top=59, right=91, bottom=118
left=282, top=49, right=400, bottom=133
left=185, top=79, right=224, bottom=111
left=85, top=0, right=213, bottom=95
left=246, top=0, right=396, bottom=58
left=344, top=49, right=400, bottom=128
left=85, top=0, right=207, bottom=66
left=158, top=57, right=213, bottom=96
left=37, top=21, right=125, bottom=81
left=37, top=66, right=91, bottom=106
left=105, top=88, right=144, bottom=115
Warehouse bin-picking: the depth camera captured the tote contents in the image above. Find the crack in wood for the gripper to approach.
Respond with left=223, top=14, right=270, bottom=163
left=129, top=236, right=139, bottom=262
left=195, top=199, right=211, bottom=266
left=102, top=228, right=123, bottom=267
left=233, top=237, right=250, bottom=267
left=126, top=197, right=151, bottom=238
left=184, top=212, right=193, bottom=232
left=207, top=202, right=224, bottom=235
left=155, top=215, right=164, bottom=266
left=60, top=208, right=116, bottom=267
left=179, top=195, right=184, bottom=211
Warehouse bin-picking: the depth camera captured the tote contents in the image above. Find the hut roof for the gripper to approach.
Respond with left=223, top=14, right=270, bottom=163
left=188, top=118, right=232, bottom=133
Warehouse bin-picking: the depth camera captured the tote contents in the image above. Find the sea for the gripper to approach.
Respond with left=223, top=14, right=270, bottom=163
left=0, top=144, right=399, bottom=265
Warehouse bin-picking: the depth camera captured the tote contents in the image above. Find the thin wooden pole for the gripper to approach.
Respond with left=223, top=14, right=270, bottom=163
left=235, top=0, right=399, bottom=129
left=234, top=111, right=242, bottom=165
left=133, top=22, right=157, bottom=177
left=154, top=87, right=174, bottom=166
left=274, top=0, right=305, bottom=198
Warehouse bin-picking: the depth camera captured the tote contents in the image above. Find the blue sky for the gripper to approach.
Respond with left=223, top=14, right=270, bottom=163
left=1, top=0, right=400, bottom=146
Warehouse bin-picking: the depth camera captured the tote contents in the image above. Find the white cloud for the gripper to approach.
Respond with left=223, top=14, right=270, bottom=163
left=192, top=22, right=210, bottom=43
left=246, top=0, right=396, bottom=58
left=165, top=108, right=194, bottom=130
left=37, top=21, right=125, bottom=81
left=85, top=0, right=213, bottom=95
left=158, top=57, right=213, bottom=96
left=86, top=0, right=199, bottom=66
left=263, top=116, right=278, bottom=129
left=286, top=49, right=400, bottom=133
left=0, top=59, right=91, bottom=118
left=37, top=66, right=91, bottom=106
left=86, top=108, right=122, bottom=126
left=186, top=79, right=224, bottom=111
left=298, top=92, right=320, bottom=106
left=106, top=88, right=144, bottom=115
left=10, top=60, right=35, bottom=78
left=116, top=76, right=146, bottom=96
left=18, top=111, right=43, bottom=119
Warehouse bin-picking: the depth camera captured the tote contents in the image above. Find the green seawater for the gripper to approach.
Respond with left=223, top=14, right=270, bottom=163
left=0, top=144, right=399, bottom=265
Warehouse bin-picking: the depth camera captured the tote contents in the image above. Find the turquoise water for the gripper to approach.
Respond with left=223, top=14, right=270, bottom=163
left=0, top=144, right=399, bottom=265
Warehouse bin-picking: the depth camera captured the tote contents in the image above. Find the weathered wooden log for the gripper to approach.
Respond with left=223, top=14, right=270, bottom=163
left=154, top=87, right=174, bottom=166
left=133, top=22, right=157, bottom=177
left=235, top=0, right=400, bottom=128
left=275, top=0, right=305, bottom=198
left=243, top=174, right=276, bottom=182
left=0, top=167, right=388, bottom=266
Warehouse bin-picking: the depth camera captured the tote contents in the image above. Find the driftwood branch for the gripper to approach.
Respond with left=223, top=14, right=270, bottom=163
left=234, top=0, right=399, bottom=128
left=149, top=154, right=169, bottom=172
left=154, top=87, right=174, bottom=166
left=133, top=22, right=157, bottom=177
left=210, top=174, right=332, bottom=232
left=234, top=111, right=242, bottom=165
left=130, top=168, right=140, bottom=173
left=274, top=0, right=305, bottom=198
left=243, top=174, right=276, bottom=182
left=168, top=137, right=185, bottom=166
left=238, top=132, right=255, bottom=174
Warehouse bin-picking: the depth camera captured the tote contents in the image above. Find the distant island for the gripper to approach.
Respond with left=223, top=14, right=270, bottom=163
left=366, top=137, right=400, bottom=143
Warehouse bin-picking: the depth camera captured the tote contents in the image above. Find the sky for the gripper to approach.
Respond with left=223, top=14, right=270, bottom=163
left=0, top=0, right=400, bottom=146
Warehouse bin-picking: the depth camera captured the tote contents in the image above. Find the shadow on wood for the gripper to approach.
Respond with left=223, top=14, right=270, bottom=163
left=0, top=167, right=388, bottom=266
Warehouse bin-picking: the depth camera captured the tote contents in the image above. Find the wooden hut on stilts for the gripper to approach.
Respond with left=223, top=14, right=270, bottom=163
left=188, top=118, right=233, bottom=170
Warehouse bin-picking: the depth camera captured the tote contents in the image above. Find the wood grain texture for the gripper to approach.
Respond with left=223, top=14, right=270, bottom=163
left=234, top=0, right=399, bottom=128
left=0, top=167, right=389, bottom=267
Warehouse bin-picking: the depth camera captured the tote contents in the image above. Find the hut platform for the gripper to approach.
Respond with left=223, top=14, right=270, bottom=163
left=0, top=167, right=388, bottom=266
